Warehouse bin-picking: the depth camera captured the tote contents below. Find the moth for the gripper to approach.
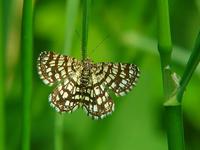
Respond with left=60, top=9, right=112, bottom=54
left=37, top=51, right=140, bottom=119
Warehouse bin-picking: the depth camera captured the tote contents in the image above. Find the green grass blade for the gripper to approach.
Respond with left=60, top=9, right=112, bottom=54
left=64, top=0, right=80, bottom=52
left=81, top=0, right=91, bottom=59
left=54, top=114, right=64, bottom=150
left=54, top=1, right=80, bottom=150
left=0, top=0, right=6, bottom=149
left=177, top=32, right=200, bottom=102
left=21, top=0, right=33, bottom=150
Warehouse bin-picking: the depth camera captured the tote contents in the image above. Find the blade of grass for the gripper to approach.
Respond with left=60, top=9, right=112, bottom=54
left=54, top=1, right=80, bottom=150
left=177, top=32, right=200, bottom=102
left=166, top=31, right=200, bottom=150
left=169, top=34, right=200, bottom=150
left=0, top=0, right=6, bottom=149
left=21, top=0, right=33, bottom=150
left=121, top=31, right=200, bottom=74
left=64, top=0, right=80, bottom=52
left=157, top=0, right=185, bottom=150
left=54, top=114, right=64, bottom=150
left=81, top=0, right=91, bottom=59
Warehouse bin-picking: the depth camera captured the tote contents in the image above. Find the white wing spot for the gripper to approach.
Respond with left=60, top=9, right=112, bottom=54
left=75, top=95, right=79, bottom=99
left=63, top=92, right=68, bottom=99
left=106, top=77, right=111, bottom=83
left=111, top=83, right=117, bottom=88
left=119, top=83, right=124, bottom=88
left=94, top=87, right=100, bottom=95
left=122, top=80, right=127, bottom=85
left=97, top=97, right=102, bottom=105
left=46, top=68, right=51, bottom=72
left=60, top=90, right=64, bottom=95
left=55, top=107, right=60, bottom=112
left=85, top=96, right=89, bottom=101
left=104, top=102, right=109, bottom=109
left=67, top=84, right=73, bottom=91
left=61, top=70, right=66, bottom=76
left=93, top=105, right=98, bottom=112
left=55, top=73, right=60, bottom=79
left=65, top=101, right=70, bottom=106
left=43, top=79, right=49, bottom=84
left=129, top=70, right=134, bottom=74
left=48, top=72, right=52, bottom=76
left=102, top=96, right=106, bottom=102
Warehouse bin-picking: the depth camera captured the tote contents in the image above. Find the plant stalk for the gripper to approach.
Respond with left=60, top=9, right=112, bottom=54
left=165, top=106, right=185, bottom=150
left=0, top=0, right=6, bottom=149
left=81, top=0, right=91, bottom=59
left=177, top=32, right=200, bottom=103
left=55, top=114, right=64, bottom=150
left=54, top=1, right=80, bottom=150
left=166, top=31, right=200, bottom=150
left=21, top=0, right=33, bottom=150
left=157, top=0, right=185, bottom=150
left=64, top=0, right=80, bottom=52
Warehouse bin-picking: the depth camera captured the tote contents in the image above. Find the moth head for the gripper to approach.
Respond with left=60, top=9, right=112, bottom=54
left=83, top=58, right=93, bottom=69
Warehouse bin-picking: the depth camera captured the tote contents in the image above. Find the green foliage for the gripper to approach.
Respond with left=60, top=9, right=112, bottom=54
left=157, top=0, right=185, bottom=149
left=0, top=0, right=5, bottom=150
left=177, top=32, right=200, bottom=103
left=82, top=0, right=91, bottom=59
left=2, top=0, right=200, bottom=150
left=21, top=0, right=33, bottom=150
left=157, top=0, right=200, bottom=150
left=54, top=1, right=80, bottom=150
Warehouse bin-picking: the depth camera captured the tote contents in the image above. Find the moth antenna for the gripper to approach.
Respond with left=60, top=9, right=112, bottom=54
left=90, top=34, right=110, bottom=56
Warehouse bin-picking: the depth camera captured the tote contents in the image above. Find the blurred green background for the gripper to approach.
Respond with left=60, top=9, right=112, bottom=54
left=3, top=0, right=200, bottom=150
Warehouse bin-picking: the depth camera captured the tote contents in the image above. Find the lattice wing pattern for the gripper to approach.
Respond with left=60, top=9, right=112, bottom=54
left=37, top=51, right=81, bottom=86
left=82, top=81, right=114, bottom=119
left=95, top=62, right=140, bottom=96
left=49, top=78, right=81, bottom=113
left=49, top=73, right=114, bottom=118
left=37, top=51, right=140, bottom=119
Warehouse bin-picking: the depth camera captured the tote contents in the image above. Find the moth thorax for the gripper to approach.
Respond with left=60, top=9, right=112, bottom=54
left=80, top=68, right=91, bottom=87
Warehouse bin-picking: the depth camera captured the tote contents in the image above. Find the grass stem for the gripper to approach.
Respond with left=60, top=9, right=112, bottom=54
left=81, top=0, right=91, bottom=59
left=157, top=0, right=185, bottom=150
left=54, top=1, right=80, bottom=150
left=0, top=0, right=6, bottom=149
left=165, top=106, right=185, bottom=150
left=64, top=0, right=80, bottom=52
left=177, top=32, right=200, bottom=103
left=165, top=32, right=200, bottom=150
left=54, top=114, right=64, bottom=150
left=21, top=0, right=33, bottom=150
